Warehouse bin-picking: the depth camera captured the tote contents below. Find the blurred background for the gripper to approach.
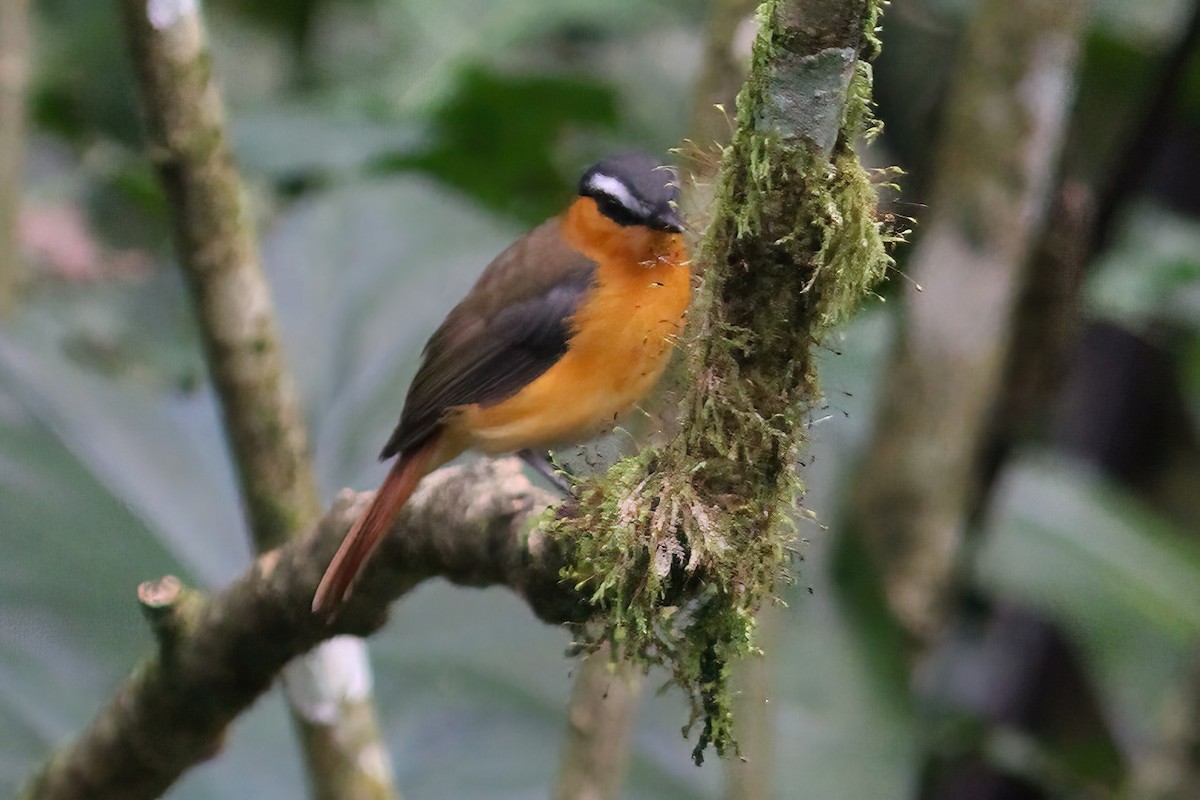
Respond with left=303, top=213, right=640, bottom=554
left=2, top=0, right=1200, bottom=798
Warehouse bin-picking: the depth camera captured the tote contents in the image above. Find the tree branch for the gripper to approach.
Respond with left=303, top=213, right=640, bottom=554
left=688, top=0, right=761, bottom=153
left=553, top=646, right=641, bottom=800
left=848, top=0, right=1093, bottom=642
left=20, top=457, right=583, bottom=800
left=1089, top=0, right=1200, bottom=261
left=0, top=0, right=29, bottom=314
left=120, top=0, right=316, bottom=553
left=117, top=1, right=396, bottom=796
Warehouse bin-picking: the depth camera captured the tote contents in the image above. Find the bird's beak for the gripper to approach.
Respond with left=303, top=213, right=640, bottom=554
left=651, top=206, right=685, bottom=233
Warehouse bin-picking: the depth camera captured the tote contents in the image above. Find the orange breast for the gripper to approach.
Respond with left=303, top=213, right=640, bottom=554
left=455, top=200, right=690, bottom=454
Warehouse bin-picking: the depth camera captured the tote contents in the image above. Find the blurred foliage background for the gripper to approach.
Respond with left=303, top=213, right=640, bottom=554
left=2, top=0, right=1200, bottom=798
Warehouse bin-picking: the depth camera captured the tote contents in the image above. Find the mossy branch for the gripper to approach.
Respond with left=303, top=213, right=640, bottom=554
left=548, top=0, right=892, bottom=762
left=20, top=458, right=579, bottom=800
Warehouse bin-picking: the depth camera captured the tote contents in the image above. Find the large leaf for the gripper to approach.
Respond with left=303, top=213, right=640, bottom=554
left=974, top=456, right=1200, bottom=753
left=0, top=341, right=248, bottom=586
left=1086, top=203, right=1200, bottom=334
left=231, top=107, right=425, bottom=182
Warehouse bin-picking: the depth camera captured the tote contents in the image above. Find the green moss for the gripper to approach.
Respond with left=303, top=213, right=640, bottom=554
left=547, top=0, right=894, bottom=763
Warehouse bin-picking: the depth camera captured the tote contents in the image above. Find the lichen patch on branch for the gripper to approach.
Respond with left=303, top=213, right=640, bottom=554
left=547, top=0, right=893, bottom=763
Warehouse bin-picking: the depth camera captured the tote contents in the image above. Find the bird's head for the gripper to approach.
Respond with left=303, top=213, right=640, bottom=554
left=578, top=153, right=684, bottom=234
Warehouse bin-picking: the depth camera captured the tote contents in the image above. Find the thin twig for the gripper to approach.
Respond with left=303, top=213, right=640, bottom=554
left=553, top=646, right=642, bottom=800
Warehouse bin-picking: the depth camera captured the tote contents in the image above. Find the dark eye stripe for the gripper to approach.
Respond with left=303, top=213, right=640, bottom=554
left=595, top=193, right=642, bottom=226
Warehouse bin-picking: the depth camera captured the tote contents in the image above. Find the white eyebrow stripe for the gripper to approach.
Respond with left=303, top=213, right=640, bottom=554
left=585, top=173, right=645, bottom=215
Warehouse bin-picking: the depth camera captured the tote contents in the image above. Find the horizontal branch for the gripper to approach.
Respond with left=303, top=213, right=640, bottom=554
left=21, top=457, right=585, bottom=800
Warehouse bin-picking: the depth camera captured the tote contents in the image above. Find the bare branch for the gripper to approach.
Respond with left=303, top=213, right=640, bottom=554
left=116, top=1, right=396, bottom=796
left=20, top=457, right=581, bottom=800
left=688, top=0, right=760, bottom=153
left=553, top=646, right=641, bottom=800
left=119, top=0, right=317, bottom=550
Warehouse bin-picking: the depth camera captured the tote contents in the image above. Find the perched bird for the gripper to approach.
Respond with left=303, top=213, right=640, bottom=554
left=312, top=153, right=691, bottom=614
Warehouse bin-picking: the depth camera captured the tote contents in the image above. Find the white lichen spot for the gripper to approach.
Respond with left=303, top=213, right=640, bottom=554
left=732, top=15, right=760, bottom=66
left=146, top=0, right=198, bottom=30
left=281, top=636, right=373, bottom=724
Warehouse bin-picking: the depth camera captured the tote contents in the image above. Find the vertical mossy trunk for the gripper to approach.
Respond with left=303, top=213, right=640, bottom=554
left=552, top=0, right=892, bottom=761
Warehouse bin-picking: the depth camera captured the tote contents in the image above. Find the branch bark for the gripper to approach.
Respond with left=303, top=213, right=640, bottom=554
left=722, top=606, right=776, bottom=800
left=20, top=458, right=580, bottom=800
left=553, top=646, right=641, bottom=800
left=0, top=0, right=29, bottom=314
left=117, top=2, right=396, bottom=797
left=848, top=0, right=1093, bottom=642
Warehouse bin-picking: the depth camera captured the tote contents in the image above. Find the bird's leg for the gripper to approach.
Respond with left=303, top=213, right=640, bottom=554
left=518, top=449, right=576, bottom=494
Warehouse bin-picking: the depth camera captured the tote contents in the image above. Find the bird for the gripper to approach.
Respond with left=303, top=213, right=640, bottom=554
left=312, top=152, right=691, bottom=615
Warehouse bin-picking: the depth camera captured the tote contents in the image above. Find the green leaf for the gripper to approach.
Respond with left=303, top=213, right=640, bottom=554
left=0, top=339, right=248, bottom=585
left=0, top=377, right=170, bottom=794
left=231, top=107, right=425, bottom=182
left=1087, top=203, right=1200, bottom=332
left=313, top=0, right=692, bottom=114
left=397, top=66, right=619, bottom=225
left=975, top=455, right=1200, bottom=752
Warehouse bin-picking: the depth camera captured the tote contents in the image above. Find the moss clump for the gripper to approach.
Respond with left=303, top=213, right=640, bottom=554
left=548, top=0, right=894, bottom=763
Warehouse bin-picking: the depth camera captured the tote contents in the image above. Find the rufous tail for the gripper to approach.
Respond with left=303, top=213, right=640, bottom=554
left=312, top=437, right=438, bottom=615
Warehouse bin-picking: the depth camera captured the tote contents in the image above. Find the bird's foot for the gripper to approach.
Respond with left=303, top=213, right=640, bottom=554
left=518, top=449, right=577, bottom=495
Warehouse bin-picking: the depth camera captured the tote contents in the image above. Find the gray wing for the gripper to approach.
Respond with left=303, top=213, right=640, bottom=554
left=380, top=218, right=596, bottom=459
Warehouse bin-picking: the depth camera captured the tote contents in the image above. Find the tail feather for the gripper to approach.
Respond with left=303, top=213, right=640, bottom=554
left=312, top=437, right=438, bottom=614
